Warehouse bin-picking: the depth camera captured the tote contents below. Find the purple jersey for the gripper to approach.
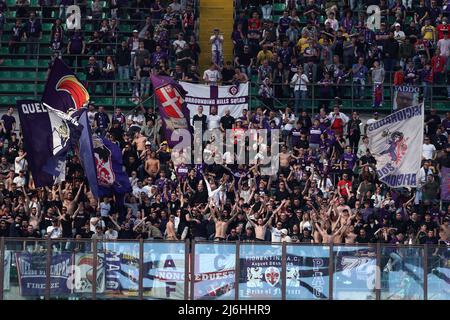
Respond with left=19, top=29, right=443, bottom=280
left=309, top=126, right=322, bottom=144
left=341, top=152, right=357, bottom=168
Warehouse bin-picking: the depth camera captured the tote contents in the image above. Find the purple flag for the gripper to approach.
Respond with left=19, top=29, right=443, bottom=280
left=441, top=167, right=450, bottom=202
left=78, top=109, right=100, bottom=198
left=150, top=74, right=192, bottom=147
left=92, top=136, right=131, bottom=197
left=16, top=100, right=54, bottom=187
left=42, top=57, right=90, bottom=112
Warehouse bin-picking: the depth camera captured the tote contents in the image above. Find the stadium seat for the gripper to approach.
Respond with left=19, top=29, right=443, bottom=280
left=273, top=3, right=286, bottom=12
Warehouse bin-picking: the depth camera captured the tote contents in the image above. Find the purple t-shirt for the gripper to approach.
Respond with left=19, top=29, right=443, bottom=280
left=1, top=114, right=16, bottom=133
left=309, top=126, right=322, bottom=144
left=341, top=152, right=357, bottom=169
left=69, top=34, right=83, bottom=53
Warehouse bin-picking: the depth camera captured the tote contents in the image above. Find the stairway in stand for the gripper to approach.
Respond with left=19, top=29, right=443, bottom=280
left=198, top=0, right=234, bottom=73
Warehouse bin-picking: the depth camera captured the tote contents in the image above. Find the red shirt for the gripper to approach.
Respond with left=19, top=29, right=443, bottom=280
left=393, top=71, right=404, bottom=86
left=437, top=24, right=450, bottom=40
left=337, top=179, right=352, bottom=197
left=432, top=55, right=447, bottom=74
left=248, top=18, right=261, bottom=31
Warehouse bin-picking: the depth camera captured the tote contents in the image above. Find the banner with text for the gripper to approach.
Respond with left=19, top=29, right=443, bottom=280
left=179, top=81, right=249, bottom=121
left=193, top=244, right=236, bottom=300
left=367, top=104, right=424, bottom=188
left=15, top=252, right=73, bottom=296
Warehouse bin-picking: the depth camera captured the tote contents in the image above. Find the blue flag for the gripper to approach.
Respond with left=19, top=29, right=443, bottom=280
left=95, top=137, right=132, bottom=197
left=78, top=109, right=100, bottom=198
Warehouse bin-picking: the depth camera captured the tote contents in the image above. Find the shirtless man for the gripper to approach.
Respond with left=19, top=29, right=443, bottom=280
left=246, top=199, right=286, bottom=241
left=344, top=225, right=358, bottom=243
left=133, top=131, right=147, bottom=154
left=279, top=146, right=294, bottom=176
left=211, top=201, right=239, bottom=241
left=314, top=220, right=346, bottom=244
left=145, top=151, right=160, bottom=178
left=165, top=214, right=178, bottom=240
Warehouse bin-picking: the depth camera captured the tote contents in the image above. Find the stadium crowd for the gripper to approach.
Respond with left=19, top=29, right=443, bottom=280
left=0, top=0, right=448, bottom=246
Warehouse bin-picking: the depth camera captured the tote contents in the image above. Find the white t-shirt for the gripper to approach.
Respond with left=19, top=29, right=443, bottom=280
left=422, top=143, right=436, bottom=159
left=271, top=227, right=283, bottom=242
left=105, top=229, right=118, bottom=239
left=46, top=226, right=62, bottom=239
left=88, top=111, right=96, bottom=126
left=173, top=39, right=187, bottom=53
left=13, top=176, right=26, bottom=187
left=207, top=114, right=221, bottom=130
left=210, top=35, right=223, bottom=52
left=203, top=69, right=221, bottom=83
left=394, top=30, right=406, bottom=43
left=291, top=73, right=309, bottom=91
left=325, top=18, right=339, bottom=31
left=437, top=38, right=450, bottom=57
left=14, top=157, right=27, bottom=174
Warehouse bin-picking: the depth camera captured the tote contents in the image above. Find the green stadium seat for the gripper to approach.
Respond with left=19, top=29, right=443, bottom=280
left=6, top=0, right=15, bottom=6
left=42, top=23, right=53, bottom=32
left=36, top=72, right=47, bottom=80
left=0, top=47, right=8, bottom=54
left=273, top=3, right=286, bottom=12
left=0, top=71, right=12, bottom=79
left=39, top=60, right=50, bottom=68
left=41, top=35, right=51, bottom=43
left=273, top=15, right=281, bottom=23
left=22, top=84, right=35, bottom=93
left=85, top=24, right=93, bottom=32
left=30, top=0, right=38, bottom=5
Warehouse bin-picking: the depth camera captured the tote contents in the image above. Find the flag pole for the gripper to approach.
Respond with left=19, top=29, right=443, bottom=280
left=124, top=93, right=155, bottom=117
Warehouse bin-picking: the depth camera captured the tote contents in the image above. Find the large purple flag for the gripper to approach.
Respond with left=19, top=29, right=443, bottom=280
left=150, top=74, right=192, bottom=147
left=16, top=100, right=54, bottom=187
left=78, top=109, right=100, bottom=198
left=42, top=57, right=90, bottom=112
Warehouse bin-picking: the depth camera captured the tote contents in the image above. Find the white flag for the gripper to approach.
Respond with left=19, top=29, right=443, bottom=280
left=367, top=104, right=424, bottom=188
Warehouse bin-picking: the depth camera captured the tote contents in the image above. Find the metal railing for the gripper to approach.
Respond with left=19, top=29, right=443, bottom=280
left=0, top=237, right=448, bottom=300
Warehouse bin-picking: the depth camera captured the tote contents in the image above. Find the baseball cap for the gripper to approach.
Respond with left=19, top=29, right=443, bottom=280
left=133, top=29, right=139, bottom=33
left=281, top=229, right=288, bottom=235
left=394, top=23, right=400, bottom=27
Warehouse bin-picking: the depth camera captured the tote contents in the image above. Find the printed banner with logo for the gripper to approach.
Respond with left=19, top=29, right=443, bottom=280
left=367, top=104, right=424, bottom=188
left=239, top=245, right=282, bottom=299
left=73, top=253, right=105, bottom=293
left=441, top=167, right=450, bottom=201
left=151, top=74, right=192, bottom=148
left=104, top=243, right=140, bottom=296
left=143, top=243, right=185, bottom=300
left=179, top=81, right=249, bottom=121
left=17, top=100, right=54, bottom=187
left=15, top=252, right=73, bottom=296
left=285, top=246, right=330, bottom=300
left=392, top=85, right=420, bottom=111
left=193, top=252, right=235, bottom=300
left=332, top=247, right=377, bottom=300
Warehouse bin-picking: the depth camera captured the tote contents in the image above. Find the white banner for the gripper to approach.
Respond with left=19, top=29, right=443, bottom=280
left=392, top=85, right=419, bottom=111
left=367, top=104, right=424, bottom=188
left=73, top=253, right=105, bottom=293
left=179, top=81, right=249, bottom=122
left=194, top=253, right=236, bottom=299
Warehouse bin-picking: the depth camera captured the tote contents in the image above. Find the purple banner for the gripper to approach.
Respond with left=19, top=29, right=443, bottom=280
left=15, top=252, right=73, bottom=296
left=42, top=57, right=90, bottom=112
left=151, top=74, right=192, bottom=148
left=441, top=167, right=450, bottom=201
left=16, top=100, right=54, bottom=187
